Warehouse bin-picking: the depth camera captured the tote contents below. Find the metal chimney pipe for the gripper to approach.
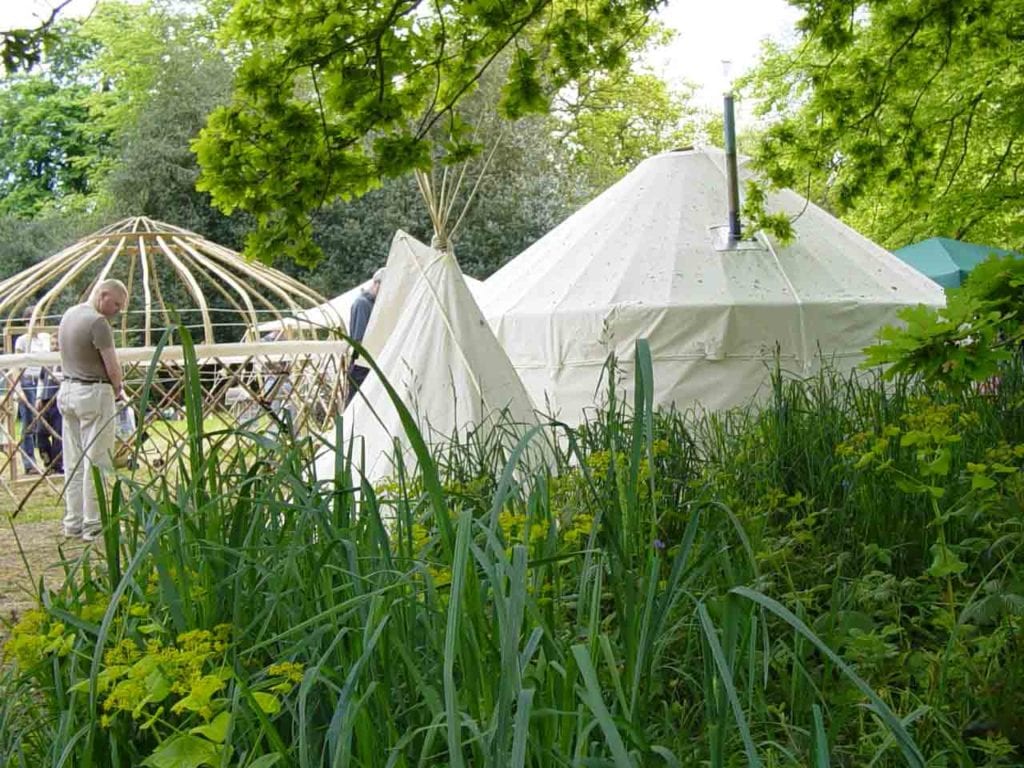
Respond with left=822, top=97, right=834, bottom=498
left=723, top=93, right=742, bottom=241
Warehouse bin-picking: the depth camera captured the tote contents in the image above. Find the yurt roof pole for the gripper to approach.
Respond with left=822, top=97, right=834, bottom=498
left=155, top=236, right=215, bottom=344
left=140, top=239, right=154, bottom=346
left=723, top=92, right=742, bottom=242
left=415, top=130, right=503, bottom=254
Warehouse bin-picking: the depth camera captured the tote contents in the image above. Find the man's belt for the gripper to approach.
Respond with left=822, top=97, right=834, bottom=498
left=63, top=376, right=108, bottom=384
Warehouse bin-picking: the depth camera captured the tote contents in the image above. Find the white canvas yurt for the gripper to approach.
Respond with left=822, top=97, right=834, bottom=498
left=315, top=231, right=539, bottom=484
left=482, top=148, right=946, bottom=423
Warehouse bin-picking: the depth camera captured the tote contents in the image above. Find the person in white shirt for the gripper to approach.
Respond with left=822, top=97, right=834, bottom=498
left=13, top=306, right=51, bottom=474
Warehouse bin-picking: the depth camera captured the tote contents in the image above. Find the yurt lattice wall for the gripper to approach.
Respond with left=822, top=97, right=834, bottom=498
left=0, top=217, right=350, bottom=502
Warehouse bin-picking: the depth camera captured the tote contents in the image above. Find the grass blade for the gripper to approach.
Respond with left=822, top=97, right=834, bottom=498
left=571, top=644, right=633, bottom=767
left=443, top=511, right=473, bottom=768
left=731, top=586, right=925, bottom=768
left=510, top=687, right=535, bottom=768
left=697, top=602, right=763, bottom=768
left=812, top=704, right=830, bottom=768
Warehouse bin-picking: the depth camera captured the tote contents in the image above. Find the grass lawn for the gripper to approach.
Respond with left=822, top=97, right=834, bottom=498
left=2, top=480, right=63, bottom=523
left=0, top=413, right=265, bottom=631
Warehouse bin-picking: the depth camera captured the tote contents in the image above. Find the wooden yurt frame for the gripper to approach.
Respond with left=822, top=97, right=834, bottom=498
left=0, top=217, right=351, bottom=506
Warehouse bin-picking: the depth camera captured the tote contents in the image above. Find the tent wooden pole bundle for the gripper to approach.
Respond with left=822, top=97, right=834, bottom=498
left=413, top=130, right=502, bottom=255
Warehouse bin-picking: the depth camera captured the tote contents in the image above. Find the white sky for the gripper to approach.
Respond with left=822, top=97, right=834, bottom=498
left=0, top=0, right=98, bottom=29
left=2, top=0, right=801, bottom=111
left=650, top=0, right=801, bottom=109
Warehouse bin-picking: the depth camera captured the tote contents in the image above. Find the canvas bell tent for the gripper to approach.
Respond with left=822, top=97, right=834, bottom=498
left=481, top=148, right=946, bottom=424
left=358, top=233, right=491, bottom=360
left=315, top=232, right=540, bottom=485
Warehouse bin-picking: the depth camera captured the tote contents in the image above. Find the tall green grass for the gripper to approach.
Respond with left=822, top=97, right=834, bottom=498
left=2, top=341, right=1022, bottom=766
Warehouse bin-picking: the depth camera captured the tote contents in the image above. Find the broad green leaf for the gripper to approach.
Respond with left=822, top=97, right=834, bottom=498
left=144, top=668, right=171, bottom=705
left=925, top=449, right=952, bottom=477
left=142, top=734, right=222, bottom=768
left=190, top=711, right=231, bottom=744
left=172, top=674, right=226, bottom=715
left=252, top=691, right=281, bottom=715
left=928, top=543, right=967, bottom=579
left=971, top=474, right=997, bottom=491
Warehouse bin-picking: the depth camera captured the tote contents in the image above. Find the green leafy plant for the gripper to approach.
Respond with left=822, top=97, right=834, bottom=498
left=5, top=338, right=1024, bottom=765
left=864, top=255, right=1024, bottom=391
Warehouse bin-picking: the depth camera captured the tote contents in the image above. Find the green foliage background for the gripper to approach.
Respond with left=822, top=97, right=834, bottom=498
left=4, top=350, right=1024, bottom=765
left=0, top=0, right=696, bottom=300
left=743, top=0, right=1024, bottom=253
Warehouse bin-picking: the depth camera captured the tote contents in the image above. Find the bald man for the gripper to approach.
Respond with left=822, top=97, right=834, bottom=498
left=57, top=279, right=128, bottom=541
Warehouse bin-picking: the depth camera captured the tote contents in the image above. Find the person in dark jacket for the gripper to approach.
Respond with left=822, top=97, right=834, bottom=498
left=35, top=362, right=63, bottom=473
left=346, top=268, right=385, bottom=404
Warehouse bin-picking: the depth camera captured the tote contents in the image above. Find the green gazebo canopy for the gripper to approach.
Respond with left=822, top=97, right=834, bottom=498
left=893, top=237, right=1021, bottom=289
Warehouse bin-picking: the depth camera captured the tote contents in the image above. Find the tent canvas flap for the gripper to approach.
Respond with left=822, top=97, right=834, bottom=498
left=316, top=233, right=540, bottom=484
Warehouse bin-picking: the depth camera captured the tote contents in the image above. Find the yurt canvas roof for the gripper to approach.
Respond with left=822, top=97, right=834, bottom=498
left=315, top=232, right=539, bottom=484
left=482, top=148, right=946, bottom=423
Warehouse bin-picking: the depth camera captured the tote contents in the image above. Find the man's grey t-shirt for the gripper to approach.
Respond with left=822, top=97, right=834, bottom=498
left=58, top=304, right=114, bottom=382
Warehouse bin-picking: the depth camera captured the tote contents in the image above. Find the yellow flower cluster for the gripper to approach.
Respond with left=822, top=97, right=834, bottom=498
left=497, top=510, right=547, bottom=546
left=835, top=425, right=901, bottom=468
left=266, top=660, right=305, bottom=694
left=902, top=399, right=960, bottom=434
left=410, top=522, right=433, bottom=553
left=3, top=609, right=75, bottom=670
left=98, top=625, right=233, bottom=728
left=561, top=511, right=594, bottom=549
left=427, top=564, right=452, bottom=588
left=80, top=598, right=111, bottom=623
left=967, top=441, right=1024, bottom=495
left=444, top=476, right=491, bottom=498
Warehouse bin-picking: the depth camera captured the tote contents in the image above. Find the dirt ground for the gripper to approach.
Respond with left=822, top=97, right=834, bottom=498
left=0, top=521, right=86, bottom=624
left=0, top=482, right=89, bottom=637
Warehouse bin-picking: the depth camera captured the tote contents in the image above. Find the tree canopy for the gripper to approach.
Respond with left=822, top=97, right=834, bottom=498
left=0, top=2, right=231, bottom=218
left=4, top=0, right=691, bottom=296
left=194, top=0, right=670, bottom=265
left=744, top=0, right=1024, bottom=252
left=0, top=1, right=248, bottom=281
left=554, top=62, right=697, bottom=192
